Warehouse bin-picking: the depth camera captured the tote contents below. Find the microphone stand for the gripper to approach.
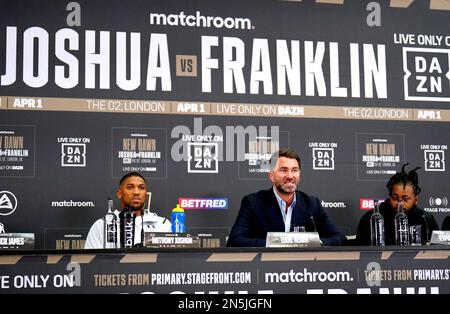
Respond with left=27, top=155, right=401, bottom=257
left=422, top=214, right=430, bottom=243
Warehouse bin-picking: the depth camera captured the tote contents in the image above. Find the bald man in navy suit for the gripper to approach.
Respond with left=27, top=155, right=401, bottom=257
left=227, top=149, right=346, bottom=247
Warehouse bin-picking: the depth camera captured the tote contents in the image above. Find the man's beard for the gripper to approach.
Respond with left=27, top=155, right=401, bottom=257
left=276, top=181, right=297, bottom=195
left=128, top=201, right=144, bottom=212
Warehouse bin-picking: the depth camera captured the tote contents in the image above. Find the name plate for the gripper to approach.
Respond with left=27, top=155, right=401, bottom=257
left=144, top=232, right=201, bottom=248
left=0, top=233, right=35, bottom=249
left=430, top=230, right=450, bottom=245
left=266, top=232, right=321, bottom=248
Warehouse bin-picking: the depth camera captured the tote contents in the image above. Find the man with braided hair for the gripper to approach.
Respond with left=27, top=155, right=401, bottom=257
left=356, top=163, right=439, bottom=245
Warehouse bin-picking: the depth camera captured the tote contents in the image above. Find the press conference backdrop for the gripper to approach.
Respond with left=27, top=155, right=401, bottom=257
left=0, top=0, right=449, bottom=249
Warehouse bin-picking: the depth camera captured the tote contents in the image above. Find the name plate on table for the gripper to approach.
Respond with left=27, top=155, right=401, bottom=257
left=266, top=232, right=321, bottom=248
left=0, top=233, right=35, bottom=249
left=430, top=230, right=450, bottom=245
left=144, top=232, right=201, bottom=248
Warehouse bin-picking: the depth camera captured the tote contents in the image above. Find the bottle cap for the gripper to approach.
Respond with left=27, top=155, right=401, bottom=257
left=172, top=203, right=184, bottom=212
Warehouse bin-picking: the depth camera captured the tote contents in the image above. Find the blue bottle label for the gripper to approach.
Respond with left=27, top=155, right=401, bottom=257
left=172, top=212, right=185, bottom=233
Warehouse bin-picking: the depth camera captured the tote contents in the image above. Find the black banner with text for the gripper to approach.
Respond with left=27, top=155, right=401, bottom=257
left=0, top=0, right=449, bottom=248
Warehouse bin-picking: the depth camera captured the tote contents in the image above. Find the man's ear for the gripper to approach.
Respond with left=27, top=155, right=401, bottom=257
left=268, top=171, right=274, bottom=184
left=117, top=189, right=122, bottom=200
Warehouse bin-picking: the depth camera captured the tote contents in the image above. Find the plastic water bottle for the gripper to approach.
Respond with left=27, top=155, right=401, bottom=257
left=370, top=200, right=385, bottom=246
left=119, top=205, right=136, bottom=248
left=395, top=201, right=409, bottom=246
left=171, top=204, right=185, bottom=233
left=103, top=198, right=118, bottom=249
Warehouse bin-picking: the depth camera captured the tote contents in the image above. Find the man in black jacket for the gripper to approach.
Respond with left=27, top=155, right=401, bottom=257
left=356, top=164, right=439, bottom=245
left=442, top=217, right=450, bottom=230
left=227, top=148, right=346, bottom=247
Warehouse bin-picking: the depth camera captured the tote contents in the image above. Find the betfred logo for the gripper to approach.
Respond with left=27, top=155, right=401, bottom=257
left=360, top=198, right=384, bottom=210
left=179, top=198, right=228, bottom=209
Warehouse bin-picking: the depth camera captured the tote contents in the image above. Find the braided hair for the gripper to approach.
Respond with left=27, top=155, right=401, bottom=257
left=386, top=163, right=422, bottom=196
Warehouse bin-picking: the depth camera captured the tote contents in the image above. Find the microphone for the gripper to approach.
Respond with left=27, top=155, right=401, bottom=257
left=310, top=215, right=317, bottom=233
left=133, top=192, right=152, bottom=248
left=141, top=212, right=144, bottom=245
left=134, top=210, right=145, bottom=248
left=422, top=214, right=430, bottom=243
left=119, top=205, right=136, bottom=248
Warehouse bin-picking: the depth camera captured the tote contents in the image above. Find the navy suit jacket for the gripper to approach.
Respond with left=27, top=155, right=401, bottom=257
left=227, top=188, right=347, bottom=247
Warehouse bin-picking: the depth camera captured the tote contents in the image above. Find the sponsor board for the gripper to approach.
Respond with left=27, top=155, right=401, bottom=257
left=61, top=143, right=86, bottom=167
left=0, top=191, right=18, bottom=216
left=178, top=198, right=228, bottom=210
left=43, top=228, right=88, bottom=250
left=0, top=125, right=35, bottom=177
left=360, top=198, right=385, bottom=210
left=424, top=196, right=450, bottom=213
left=321, top=200, right=347, bottom=209
left=238, top=130, right=289, bottom=180
left=0, top=233, right=35, bottom=249
left=112, top=128, right=167, bottom=178
left=309, top=142, right=338, bottom=171
left=50, top=200, right=95, bottom=208
left=187, top=142, right=218, bottom=173
left=356, top=133, right=405, bottom=181
left=58, top=136, right=90, bottom=167
left=0, top=250, right=449, bottom=294
left=402, top=47, right=450, bottom=102
left=420, top=144, right=447, bottom=172
left=171, top=118, right=284, bottom=175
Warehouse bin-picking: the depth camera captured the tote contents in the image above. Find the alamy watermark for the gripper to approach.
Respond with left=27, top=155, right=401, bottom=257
left=171, top=117, right=280, bottom=171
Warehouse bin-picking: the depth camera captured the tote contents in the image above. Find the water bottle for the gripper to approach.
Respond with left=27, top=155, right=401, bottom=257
left=171, top=204, right=185, bottom=233
left=119, top=205, right=136, bottom=248
left=103, top=198, right=118, bottom=249
left=370, top=200, right=385, bottom=246
left=395, top=201, right=409, bottom=246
